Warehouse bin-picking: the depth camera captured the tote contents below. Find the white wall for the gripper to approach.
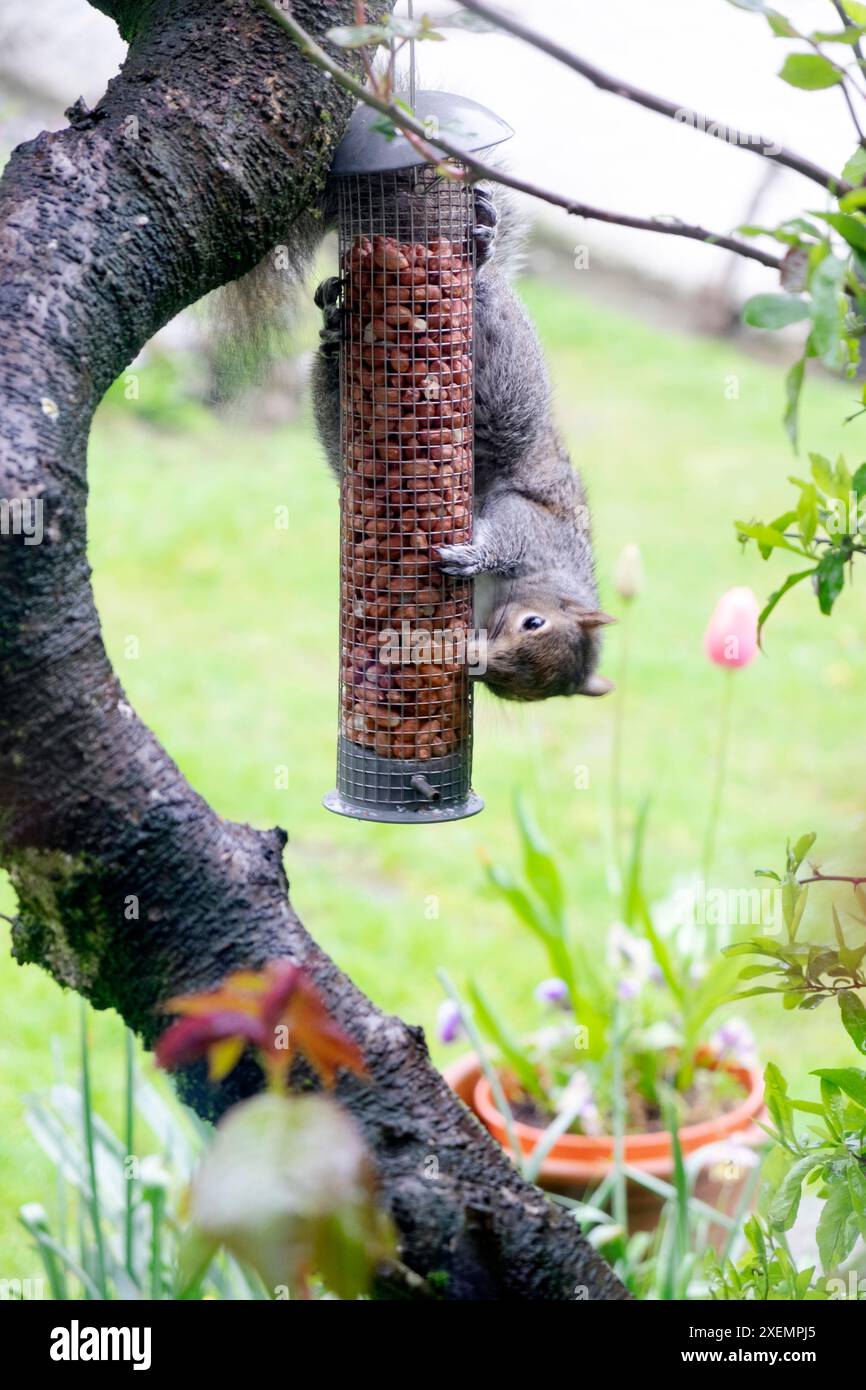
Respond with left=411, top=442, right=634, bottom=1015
left=0, top=0, right=858, bottom=299
left=0, top=0, right=124, bottom=107
left=399, top=0, right=859, bottom=294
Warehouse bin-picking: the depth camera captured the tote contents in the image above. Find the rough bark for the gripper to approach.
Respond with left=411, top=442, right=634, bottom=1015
left=0, top=0, right=626, bottom=1301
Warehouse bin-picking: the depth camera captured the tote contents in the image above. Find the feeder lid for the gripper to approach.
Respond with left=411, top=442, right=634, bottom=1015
left=331, top=90, right=513, bottom=175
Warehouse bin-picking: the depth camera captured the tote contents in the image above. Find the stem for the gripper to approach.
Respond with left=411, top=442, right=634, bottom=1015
left=149, top=1190, right=165, bottom=1300
left=436, top=968, right=524, bottom=1171
left=833, top=0, right=866, bottom=71
left=611, top=1004, right=628, bottom=1237
left=124, top=1028, right=136, bottom=1282
left=798, top=869, right=866, bottom=887
left=254, top=0, right=782, bottom=270
left=79, top=1001, right=108, bottom=1299
left=701, top=669, right=736, bottom=941
left=610, top=603, right=632, bottom=883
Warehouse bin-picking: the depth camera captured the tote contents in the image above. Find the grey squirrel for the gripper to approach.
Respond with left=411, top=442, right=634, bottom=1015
left=220, top=171, right=614, bottom=702
left=312, top=179, right=614, bottom=702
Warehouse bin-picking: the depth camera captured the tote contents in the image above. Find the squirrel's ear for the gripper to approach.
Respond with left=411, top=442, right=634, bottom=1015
left=578, top=610, right=616, bottom=629
left=581, top=673, right=615, bottom=697
left=563, top=603, right=616, bottom=629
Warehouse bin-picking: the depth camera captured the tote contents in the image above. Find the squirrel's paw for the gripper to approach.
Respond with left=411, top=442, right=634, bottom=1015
left=436, top=542, right=486, bottom=578
left=474, top=186, right=498, bottom=268
left=315, top=277, right=343, bottom=358
left=314, top=276, right=342, bottom=310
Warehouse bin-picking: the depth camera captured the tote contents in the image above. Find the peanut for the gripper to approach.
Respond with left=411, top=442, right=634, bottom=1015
left=338, top=226, right=475, bottom=762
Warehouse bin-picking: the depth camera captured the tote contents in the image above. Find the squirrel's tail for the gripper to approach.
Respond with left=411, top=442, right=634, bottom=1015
left=207, top=204, right=329, bottom=400
left=208, top=119, right=527, bottom=394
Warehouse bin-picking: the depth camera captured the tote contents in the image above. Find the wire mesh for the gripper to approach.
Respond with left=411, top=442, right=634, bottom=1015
left=329, top=165, right=480, bottom=821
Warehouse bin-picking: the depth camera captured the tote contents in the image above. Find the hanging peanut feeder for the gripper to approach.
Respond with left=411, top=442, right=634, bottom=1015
left=323, top=94, right=512, bottom=823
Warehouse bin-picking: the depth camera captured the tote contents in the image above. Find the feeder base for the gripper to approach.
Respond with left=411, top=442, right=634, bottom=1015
left=323, top=789, right=483, bottom=824
left=324, top=740, right=483, bottom=824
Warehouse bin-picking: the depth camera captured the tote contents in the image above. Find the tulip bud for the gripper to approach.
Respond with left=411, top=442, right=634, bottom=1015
left=436, top=1000, right=463, bottom=1045
left=614, top=543, right=643, bottom=602
left=534, top=977, right=570, bottom=1009
left=704, top=587, right=759, bottom=669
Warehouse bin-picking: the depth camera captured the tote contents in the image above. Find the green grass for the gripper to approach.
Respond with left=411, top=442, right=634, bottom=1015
left=2, top=274, right=865, bottom=1273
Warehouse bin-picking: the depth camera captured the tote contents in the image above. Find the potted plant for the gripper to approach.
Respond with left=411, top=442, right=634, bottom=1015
left=439, top=800, right=766, bottom=1235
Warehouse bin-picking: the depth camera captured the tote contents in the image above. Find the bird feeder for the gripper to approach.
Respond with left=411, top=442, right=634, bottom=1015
left=323, top=93, right=512, bottom=823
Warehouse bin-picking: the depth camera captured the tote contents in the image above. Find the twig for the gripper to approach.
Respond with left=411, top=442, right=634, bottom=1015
left=833, top=0, right=866, bottom=71
left=798, top=867, right=866, bottom=888
left=255, top=0, right=782, bottom=270
left=457, top=0, right=852, bottom=196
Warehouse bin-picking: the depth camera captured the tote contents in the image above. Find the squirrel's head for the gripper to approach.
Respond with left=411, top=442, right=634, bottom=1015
left=474, top=596, right=615, bottom=702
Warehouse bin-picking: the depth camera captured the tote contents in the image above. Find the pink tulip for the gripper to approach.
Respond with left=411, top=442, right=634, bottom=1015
left=704, top=587, right=759, bottom=669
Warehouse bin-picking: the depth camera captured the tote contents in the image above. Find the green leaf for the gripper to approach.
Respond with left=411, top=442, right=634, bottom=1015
left=739, top=963, right=784, bottom=979
left=810, top=451, right=836, bottom=494
left=842, top=0, right=866, bottom=24
left=848, top=1160, right=866, bottom=1240
left=467, top=980, right=542, bottom=1099
left=514, top=796, right=566, bottom=929
left=840, top=192, right=866, bottom=220
left=839, top=990, right=866, bottom=1053
left=809, top=256, right=848, bottom=367
left=190, top=1093, right=394, bottom=1299
left=779, top=53, right=844, bottom=89
left=852, top=461, right=866, bottom=500
left=486, top=863, right=555, bottom=944
left=743, top=293, right=810, bottom=328
left=792, top=832, right=817, bottom=868
left=814, top=547, right=847, bottom=615
left=842, top=146, right=866, bottom=186
left=782, top=874, right=804, bottom=940
left=817, top=211, right=866, bottom=253
left=769, top=1152, right=830, bottom=1230
left=797, top=483, right=819, bottom=545
left=784, top=352, right=807, bottom=449
left=174, top=1227, right=219, bottom=1300
left=621, top=804, right=683, bottom=1006
left=812, top=1068, right=866, bottom=1110
left=724, top=936, right=804, bottom=959
left=820, top=1076, right=846, bottom=1136
left=817, top=1179, right=860, bottom=1270
left=811, top=27, right=862, bottom=44
left=757, top=568, right=818, bottom=641
left=764, top=1062, right=796, bottom=1147
left=735, top=521, right=808, bottom=555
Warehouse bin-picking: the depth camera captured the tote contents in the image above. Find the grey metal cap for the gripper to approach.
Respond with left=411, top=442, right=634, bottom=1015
left=331, top=90, right=513, bottom=175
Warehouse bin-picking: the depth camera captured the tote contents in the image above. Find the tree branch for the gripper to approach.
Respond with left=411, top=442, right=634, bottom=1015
left=833, top=0, right=866, bottom=71
left=0, top=0, right=625, bottom=1302
left=457, top=0, right=852, bottom=196
left=255, top=0, right=781, bottom=270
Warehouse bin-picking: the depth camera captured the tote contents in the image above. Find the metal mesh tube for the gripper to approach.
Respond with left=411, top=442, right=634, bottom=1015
left=323, top=166, right=482, bottom=823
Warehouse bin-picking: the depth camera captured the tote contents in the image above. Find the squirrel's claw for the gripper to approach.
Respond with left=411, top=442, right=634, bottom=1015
left=316, top=277, right=344, bottom=358
left=436, top=542, right=485, bottom=578
left=473, top=185, right=498, bottom=268
left=314, top=276, right=342, bottom=310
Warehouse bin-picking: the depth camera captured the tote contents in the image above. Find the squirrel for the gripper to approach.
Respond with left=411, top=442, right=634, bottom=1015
left=217, top=167, right=614, bottom=702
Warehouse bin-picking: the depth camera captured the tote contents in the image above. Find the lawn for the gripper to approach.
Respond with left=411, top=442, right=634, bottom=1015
left=1, top=271, right=864, bottom=1272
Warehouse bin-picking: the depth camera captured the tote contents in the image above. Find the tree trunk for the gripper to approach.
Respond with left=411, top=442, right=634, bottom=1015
left=0, top=0, right=626, bottom=1301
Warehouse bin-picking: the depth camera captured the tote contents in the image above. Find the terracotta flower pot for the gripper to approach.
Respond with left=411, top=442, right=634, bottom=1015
left=443, top=1053, right=765, bottom=1239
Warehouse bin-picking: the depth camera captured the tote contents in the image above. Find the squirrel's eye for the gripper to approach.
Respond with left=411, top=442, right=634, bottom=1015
left=521, top=615, right=546, bottom=632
